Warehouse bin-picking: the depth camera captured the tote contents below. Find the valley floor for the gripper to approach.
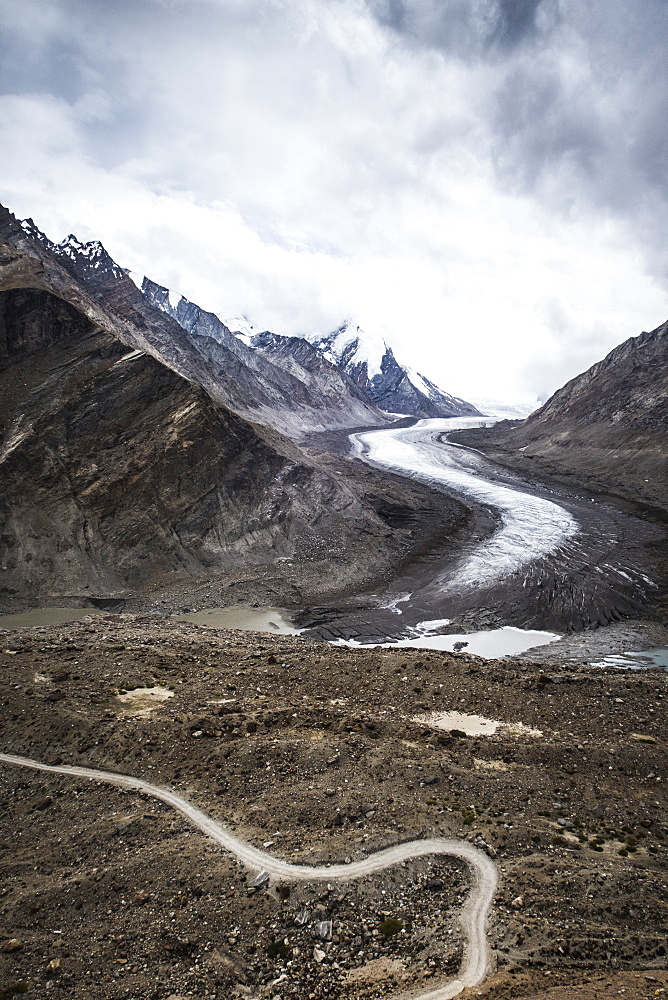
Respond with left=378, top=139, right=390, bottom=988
left=1, top=616, right=666, bottom=999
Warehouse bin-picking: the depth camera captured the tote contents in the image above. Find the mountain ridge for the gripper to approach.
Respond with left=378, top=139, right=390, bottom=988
left=138, top=278, right=383, bottom=436
left=451, top=318, right=668, bottom=517
left=18, top=216, right=482, bottom=424
left=137, top=271, right=480, bottom=420
left=11, top=219, right=388, bottom=439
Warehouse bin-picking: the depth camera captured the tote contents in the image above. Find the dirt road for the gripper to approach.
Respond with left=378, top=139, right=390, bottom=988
left=0, top=751, right=498, bottom=1000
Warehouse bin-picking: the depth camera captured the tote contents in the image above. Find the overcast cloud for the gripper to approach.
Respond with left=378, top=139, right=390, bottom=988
left=1, top=0, right=667, bottom=404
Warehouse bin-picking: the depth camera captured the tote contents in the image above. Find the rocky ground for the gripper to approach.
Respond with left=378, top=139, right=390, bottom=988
left=1, top=615, right=666, bottom=999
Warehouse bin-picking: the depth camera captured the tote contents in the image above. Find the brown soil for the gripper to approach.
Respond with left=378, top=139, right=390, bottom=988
left=1, top=616, right=667, bottom=999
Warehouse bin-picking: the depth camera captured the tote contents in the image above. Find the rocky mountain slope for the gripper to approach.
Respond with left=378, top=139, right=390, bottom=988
left=0, top=205, right=469, bottom=604
left=15, top=222, right=386, bottom=440
left=143, top=285, right=481, bottom=421
left=453, top=319, right=668, bottom=516
left=138, top=281, right=386, bottom=437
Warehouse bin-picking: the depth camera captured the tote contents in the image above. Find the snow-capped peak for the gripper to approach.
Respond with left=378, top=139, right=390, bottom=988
left=56, top=234, right=106, bottom=263
left=403, top=367, right=456, bottom=404
left=18, top=218, right=121, bottom=278
left=101, top=259, right=480, bottom=420
left=20, top=218, right=39, bottom=237
left=308, top=320, right=388, bottom=379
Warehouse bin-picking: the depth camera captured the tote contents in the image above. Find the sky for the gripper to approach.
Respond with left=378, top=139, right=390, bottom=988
left=1, top=0, right=668, bottom=405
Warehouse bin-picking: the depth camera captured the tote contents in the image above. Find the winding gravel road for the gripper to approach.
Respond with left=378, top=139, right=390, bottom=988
left=0, top=751, right=498, bottom=1000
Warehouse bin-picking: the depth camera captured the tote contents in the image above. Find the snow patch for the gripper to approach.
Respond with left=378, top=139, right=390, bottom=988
left=405, top=367, right=430, bottom=395
left=113, top=349, right=145, bottom=366
left=170, top=402, right=199, bottom=423
left=117, top=686, right=174, bottom=716
left=0, top=422, right=31, bottom=464
left=126, top=271, right=145, bottom=290
left=224, top=315, right=259, bottom=345
left=377, top=593, right=412, bottom=615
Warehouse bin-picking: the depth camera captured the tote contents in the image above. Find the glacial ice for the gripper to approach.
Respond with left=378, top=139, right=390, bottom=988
left=351, top=418, right=578, bottom=592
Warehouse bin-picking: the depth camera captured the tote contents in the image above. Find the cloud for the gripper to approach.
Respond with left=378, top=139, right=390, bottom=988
left=0, top=0, right=667, bottom=403
left=365, top=1, right=668, bottom=264
left=492, top=0, right=546, bottom=49
left=365, top=0, right=550, bottom=56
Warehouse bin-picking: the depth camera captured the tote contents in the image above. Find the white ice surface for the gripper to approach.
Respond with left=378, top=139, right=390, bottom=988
left=334, top=625, right=559, bottom=658
left=351, top=418, right=578, bottom=592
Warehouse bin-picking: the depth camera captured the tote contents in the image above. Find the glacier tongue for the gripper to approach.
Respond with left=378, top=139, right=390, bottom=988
left=352, top=417, right=579, bottom=591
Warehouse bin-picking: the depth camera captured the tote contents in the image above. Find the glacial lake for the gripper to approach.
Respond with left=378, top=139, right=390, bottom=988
left=0, top=608, right=109, bottom=630
left=334, top=624, right=560, bottom=659
left=177, top=605, right=302, bottom=635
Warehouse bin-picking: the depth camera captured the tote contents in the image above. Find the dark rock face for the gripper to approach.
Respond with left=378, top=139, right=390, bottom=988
left=453, top=320, right=668, bottom=515
left=530, top=321, right=668, bottom=432
left=0, top=288, right=90, bottom=368
left=0, top=205, right=468, bottom=601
